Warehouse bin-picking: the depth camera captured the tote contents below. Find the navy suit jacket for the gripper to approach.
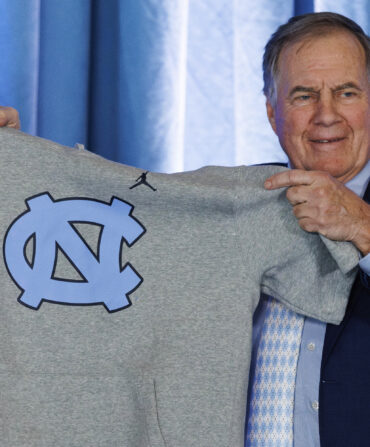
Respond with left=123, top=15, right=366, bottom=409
left=319, top=183, right=370, bottom=447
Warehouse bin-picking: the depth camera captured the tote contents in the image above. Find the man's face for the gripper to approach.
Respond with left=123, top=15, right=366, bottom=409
left=266, top=31, right=370, bottom=182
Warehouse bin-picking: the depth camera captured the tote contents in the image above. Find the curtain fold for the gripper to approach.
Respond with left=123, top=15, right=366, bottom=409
left=37, top=0, right=92, bottom=147
left=116, top=0, right=190, bottom=172
left=0, top=0, right=368, bottom=172
left=0, top=0, right=40, bottom=132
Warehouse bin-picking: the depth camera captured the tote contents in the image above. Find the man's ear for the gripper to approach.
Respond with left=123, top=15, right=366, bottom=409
left=266, top=100, right=277, bottom=134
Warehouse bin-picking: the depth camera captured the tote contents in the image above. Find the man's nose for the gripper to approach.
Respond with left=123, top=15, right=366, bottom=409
left=313, top=95, right=342, bottom=127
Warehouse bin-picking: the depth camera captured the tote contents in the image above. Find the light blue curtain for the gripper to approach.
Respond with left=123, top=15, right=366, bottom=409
left=0, top=0, right=368, bottom=172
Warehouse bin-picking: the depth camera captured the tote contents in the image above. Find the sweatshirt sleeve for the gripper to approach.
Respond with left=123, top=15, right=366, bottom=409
left=236, top=165, right=358, bottom=325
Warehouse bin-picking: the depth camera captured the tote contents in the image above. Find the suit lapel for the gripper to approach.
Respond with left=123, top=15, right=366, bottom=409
left=321, top=277, right=361, bottom=367
left=363, top=179, right=370, bottom=203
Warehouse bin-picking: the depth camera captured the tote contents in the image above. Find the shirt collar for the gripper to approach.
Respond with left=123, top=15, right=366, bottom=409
left=345, top=160, right=370, bottom=198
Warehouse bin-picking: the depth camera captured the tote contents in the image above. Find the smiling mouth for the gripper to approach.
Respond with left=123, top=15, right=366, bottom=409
left=310, top=137, right=346, bottom=144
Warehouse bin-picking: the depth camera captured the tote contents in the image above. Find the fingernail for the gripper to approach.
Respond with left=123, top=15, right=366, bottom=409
left=264, top=180, right=271, bottom=189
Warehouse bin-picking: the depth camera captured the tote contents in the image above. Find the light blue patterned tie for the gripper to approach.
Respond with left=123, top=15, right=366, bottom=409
left=246, top=296, right=304, bottom=446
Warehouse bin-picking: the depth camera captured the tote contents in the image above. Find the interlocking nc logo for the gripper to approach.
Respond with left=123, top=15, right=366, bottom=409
left=3, top=193, right=146, bottom=312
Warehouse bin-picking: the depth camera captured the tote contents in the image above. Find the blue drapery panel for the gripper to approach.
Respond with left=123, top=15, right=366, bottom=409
left=0, top=0, right=368, bottom=172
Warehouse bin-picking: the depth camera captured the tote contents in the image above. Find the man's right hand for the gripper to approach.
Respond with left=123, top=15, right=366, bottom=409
left=0, top=106, right=20, bottom=129
left=265, top=169, right=370, bottom=255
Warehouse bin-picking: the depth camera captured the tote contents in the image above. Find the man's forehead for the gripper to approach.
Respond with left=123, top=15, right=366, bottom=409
left=275, top=30, right=367, bottom=89
left=278, top=29, right=366, bottom=65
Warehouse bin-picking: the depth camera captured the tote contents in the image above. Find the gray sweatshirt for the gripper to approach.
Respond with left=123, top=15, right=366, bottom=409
left=0, top=129, right=357, bottom=446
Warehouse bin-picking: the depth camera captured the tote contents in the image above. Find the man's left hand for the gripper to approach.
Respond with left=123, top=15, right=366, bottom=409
left=265, top=169, right=370, bottom=255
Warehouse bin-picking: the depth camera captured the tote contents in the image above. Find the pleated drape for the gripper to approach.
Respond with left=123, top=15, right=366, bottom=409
left=0, top=0, right=368, bottom=172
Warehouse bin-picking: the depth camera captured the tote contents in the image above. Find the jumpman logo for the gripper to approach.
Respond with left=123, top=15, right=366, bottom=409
left=129, top=172, right=156, bottom=191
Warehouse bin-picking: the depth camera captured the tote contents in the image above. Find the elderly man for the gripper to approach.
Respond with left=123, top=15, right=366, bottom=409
left=246, top=12, right=370, bottom=447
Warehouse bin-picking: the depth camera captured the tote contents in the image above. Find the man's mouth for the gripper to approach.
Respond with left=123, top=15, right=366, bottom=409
left=309, top=137, right=346, bottom=144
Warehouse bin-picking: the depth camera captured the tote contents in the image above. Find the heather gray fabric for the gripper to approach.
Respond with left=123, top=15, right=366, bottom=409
left=0, top=129, right=358, bottom=447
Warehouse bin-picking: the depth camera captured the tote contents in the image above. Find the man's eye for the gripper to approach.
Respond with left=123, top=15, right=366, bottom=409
left=293, top=94, right=313, bottom=103
left=341, top=90, right=356, bottom=98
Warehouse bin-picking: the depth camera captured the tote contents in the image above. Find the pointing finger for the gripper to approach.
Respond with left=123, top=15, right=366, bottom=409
left=264, top=169, right=315, bottom=190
